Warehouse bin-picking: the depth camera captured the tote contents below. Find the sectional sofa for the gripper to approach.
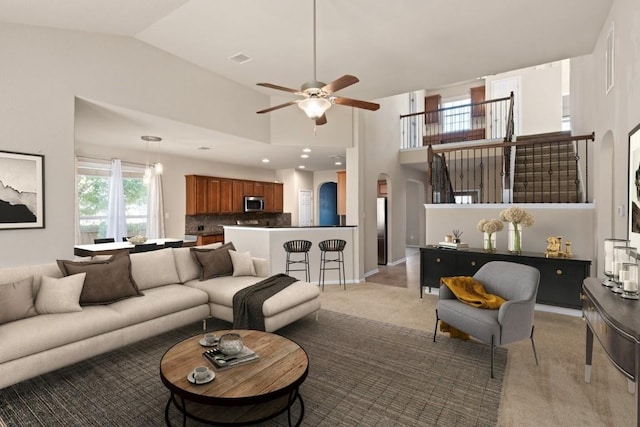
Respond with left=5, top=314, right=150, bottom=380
left=0, top=243, right=321, bottom=389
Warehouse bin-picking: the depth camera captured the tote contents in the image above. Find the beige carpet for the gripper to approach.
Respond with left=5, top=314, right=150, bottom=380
left=319, top=281, right=635, bottom=427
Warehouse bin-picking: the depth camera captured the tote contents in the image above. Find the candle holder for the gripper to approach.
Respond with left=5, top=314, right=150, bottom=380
left=603, top=238, right=629, bottom=287
left=621, top=263, right=639, bottom=300
left=612, top=246, right=637, bottom=294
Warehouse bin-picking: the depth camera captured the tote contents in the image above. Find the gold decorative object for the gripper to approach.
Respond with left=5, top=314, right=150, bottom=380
left=545, top=236, right=573, bottom=258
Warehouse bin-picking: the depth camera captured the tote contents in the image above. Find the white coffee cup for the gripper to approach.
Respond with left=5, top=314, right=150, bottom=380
left=193, top=366, right=210, bottom=381
left=204, top=333, right=217, bottom=345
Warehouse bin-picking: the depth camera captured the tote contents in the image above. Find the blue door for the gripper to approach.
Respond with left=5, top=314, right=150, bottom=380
left=319, top=182, right=339, bottom=226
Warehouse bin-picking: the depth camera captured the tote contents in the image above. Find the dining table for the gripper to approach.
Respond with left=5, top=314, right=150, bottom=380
left=73, top=238, right=196, bottom=257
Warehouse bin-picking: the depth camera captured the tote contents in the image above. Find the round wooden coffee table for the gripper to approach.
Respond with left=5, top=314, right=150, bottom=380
left=160, top=329, right=308, bottom=426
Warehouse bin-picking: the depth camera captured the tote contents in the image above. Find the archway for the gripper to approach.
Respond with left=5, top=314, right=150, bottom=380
left=318, top=182, right=339, bottom=226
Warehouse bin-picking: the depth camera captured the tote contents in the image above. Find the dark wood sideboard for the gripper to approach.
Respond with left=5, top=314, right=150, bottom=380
left=582, top=277, right=639, bottom=425
left=419, top=246, right=591, bottom=309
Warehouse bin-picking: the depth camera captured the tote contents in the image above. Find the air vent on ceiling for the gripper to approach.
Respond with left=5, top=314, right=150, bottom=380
left=196, top=146, right=211, bottom=150
left=228, top=53, right=252, bottom=65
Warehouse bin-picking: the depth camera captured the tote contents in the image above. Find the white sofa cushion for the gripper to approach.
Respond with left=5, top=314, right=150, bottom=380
left=35, top=273, right=86, bottom=314
left=173, top=243, right=222, bottom=283
left=107, top=284, right=209, bottom=325
left=0, top=305, right=123, bottom=364
left=130, top=248, right=180, bottom=290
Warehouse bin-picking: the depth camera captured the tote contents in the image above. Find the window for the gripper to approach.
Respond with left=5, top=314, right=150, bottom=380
left=76, top=159, right=148, bottom=244
left=442, top=98, right=471, bottom=133
left=605, top=23, right=614, bottom=94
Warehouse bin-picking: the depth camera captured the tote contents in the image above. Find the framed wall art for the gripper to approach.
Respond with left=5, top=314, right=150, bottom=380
left=628, top=123, right=640, bottom=248
left=0, top=150, right=44, bottom=229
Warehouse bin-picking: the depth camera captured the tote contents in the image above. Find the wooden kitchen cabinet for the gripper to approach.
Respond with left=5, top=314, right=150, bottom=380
left=419, top=246, right=591, bottom=309
left=186, top=175, right=283, bottom=214
left=196, top=234, right=224, bottom=245
left=186, top=175, right=208, bottom=215
left=219, top=179, right=233, bottom=213
left=263, top=182, right=275, bottom=212
left=232, top=180, right=244, bottom=213
left=273, top=183, right=283, bottom=212
left=337, top=170, right=346, bottom=215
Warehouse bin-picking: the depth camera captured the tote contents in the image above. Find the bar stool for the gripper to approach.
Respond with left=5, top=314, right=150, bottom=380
left=283, top=240, right=312, bottom=282
left=318, top=239, right=347, bottom=291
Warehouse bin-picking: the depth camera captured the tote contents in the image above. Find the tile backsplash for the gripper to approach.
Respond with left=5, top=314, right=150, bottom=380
left=185, top=213, right=291, bottom=234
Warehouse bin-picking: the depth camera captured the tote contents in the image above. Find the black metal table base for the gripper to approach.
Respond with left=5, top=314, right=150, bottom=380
left=164, top=388, right=304, bottom=427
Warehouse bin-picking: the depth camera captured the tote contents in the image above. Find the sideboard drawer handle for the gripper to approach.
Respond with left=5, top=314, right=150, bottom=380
left=436, top=258, right=441, bottom=263
left=556, top=269, right=563, bottom=275
left=471, top=261, right=476, bottom=266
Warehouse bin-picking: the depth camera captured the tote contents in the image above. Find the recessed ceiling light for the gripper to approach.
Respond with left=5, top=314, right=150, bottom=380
left=298, top=165, right=306, bottom=169
left=302, top=148, right=311, bottom=153
left=262, top=158, right=270, bottom=163
left=196, top=146, right=211, bottom=150
left=334, top=160, right=343, bottom=165
left=228, top=53, right=252, bottom=64
left=300, top=154, right=309, bottom=158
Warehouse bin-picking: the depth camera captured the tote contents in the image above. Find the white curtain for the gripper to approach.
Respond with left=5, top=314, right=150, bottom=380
left=106, top=159, right=127, bottom=241
left=147, top=173, right=165, bottom=239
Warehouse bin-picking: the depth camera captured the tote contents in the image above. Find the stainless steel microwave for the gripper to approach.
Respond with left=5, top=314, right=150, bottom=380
left=244, top=196, right=265, bottom=212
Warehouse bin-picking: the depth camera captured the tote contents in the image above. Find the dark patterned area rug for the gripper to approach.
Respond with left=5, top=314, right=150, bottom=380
left=0, top=310, right=506, bottom=426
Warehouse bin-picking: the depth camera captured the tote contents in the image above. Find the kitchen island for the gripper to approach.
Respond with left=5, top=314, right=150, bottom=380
left=223, top=225, right=358, bottom=286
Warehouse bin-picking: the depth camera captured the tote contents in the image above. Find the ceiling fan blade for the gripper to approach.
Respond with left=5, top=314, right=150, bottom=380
left=332, top=97, right=380, bottom=111
left=257, top=83, right=301, bottom=94
left=316, top=114, right=328, bottom=126
left=256, top=101, right=298, bottom=114
left=322, top=75, right=359, bottom=94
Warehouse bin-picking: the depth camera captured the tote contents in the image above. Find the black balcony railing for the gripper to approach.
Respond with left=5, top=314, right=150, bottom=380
left=426, top=133, right=595, bottom=204
left=400, top=92, right=515, bottom=149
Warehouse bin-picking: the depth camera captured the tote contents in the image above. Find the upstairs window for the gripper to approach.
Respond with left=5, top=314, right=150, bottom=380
left=442, top=98, right=471, bottom=133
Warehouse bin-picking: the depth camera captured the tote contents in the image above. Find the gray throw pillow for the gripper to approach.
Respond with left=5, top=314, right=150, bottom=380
left=190, top=242, right=236, bottom=281
left=0, top=277, right=36, bottom=325
left=57, top=251, right=143, bottom=305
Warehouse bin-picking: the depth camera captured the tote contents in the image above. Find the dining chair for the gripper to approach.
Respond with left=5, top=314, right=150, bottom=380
left=132, top=243, right=159, bottom=253
left=163, top=240, right=183, bottom=248
left=94, top=238, right=115, bottom=244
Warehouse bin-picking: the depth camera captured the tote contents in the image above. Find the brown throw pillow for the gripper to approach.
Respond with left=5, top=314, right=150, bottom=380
left=190, top=242, right=236, bottom=281
left=57, top=251, right=143, bottom=305
left=0, top=277, right=36, bottom=325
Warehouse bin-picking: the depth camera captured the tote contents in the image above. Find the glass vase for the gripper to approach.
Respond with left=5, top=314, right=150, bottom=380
left=483, top=232, right=496, bottom=252
left=508, top=222, right=522, bottom=254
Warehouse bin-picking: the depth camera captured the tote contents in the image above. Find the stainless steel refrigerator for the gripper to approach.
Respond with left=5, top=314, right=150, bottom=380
left=377, top=197, right=387, bottom=265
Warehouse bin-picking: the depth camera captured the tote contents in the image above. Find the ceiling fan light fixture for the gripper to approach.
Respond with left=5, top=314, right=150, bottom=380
left=298, top=97, right=331, bottom=120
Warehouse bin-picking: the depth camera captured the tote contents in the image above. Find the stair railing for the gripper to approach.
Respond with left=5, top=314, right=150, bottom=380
left=426, top=133, right=595, bottom=204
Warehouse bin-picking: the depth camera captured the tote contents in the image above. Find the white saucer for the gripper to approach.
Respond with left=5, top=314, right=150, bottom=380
left=187, top=370, right=215, bottom=385
left=199, top=338, right=219, bottom=347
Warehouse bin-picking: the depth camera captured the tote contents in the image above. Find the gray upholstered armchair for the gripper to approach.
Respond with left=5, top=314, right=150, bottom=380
left=433, top=261, right=541, bottom=378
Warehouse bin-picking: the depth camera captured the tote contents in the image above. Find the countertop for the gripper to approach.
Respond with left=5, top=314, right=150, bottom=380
left=222, top=225, right=357, bottom=229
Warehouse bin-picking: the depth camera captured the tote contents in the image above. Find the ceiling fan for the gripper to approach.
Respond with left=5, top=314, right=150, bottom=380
left=256, top=0, right=379, bottom=126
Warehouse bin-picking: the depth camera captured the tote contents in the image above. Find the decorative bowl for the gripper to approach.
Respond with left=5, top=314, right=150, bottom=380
left=218, top=333, right=244, bottom=355
left=127, top=236, right=147, bottom=245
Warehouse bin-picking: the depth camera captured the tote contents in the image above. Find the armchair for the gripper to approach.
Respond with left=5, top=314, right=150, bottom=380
left=433, top=261, right=540, bottom=377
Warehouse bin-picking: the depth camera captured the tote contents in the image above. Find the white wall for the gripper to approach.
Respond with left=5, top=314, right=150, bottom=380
left=485, top=62, right=563, bottom=135
left=0, top=22, right=270, bottom=267
left=571, top=0, right=640, bottom=275
left=276, top=168, right=313, bottom=226
left=424, top=204, right=595, bottom=263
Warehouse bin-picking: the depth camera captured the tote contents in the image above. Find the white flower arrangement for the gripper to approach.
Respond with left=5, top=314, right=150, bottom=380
left=476, top=218, right=504, bottom=234
left=499, top=207, right=535, bottom=227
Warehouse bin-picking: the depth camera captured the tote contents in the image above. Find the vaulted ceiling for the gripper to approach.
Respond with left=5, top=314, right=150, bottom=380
left=0, top=0, right=613, bottom=170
